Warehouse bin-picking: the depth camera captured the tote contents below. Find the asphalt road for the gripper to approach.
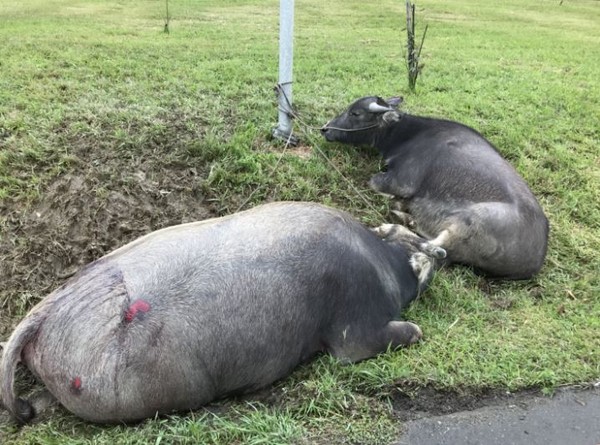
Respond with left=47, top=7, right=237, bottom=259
left=395, top=387, right=600, bottom=445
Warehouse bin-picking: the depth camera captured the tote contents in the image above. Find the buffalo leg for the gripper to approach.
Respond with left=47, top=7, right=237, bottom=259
left=329, top=321, right=422, bottom=364
left=429, top=228, right=451, bottom=248
left=369, top=173, right=416, bottom=199
left=372, top=224, right=446, bottom=259
left=369, top=172, right=396, bottom=197
left=390, top=200, right=415, bottom=227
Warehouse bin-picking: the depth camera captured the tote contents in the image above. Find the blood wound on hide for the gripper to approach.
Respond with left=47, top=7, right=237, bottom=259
left=124, top=299, right=151, bottom=322
left=71, top=376, right=82, bottom=395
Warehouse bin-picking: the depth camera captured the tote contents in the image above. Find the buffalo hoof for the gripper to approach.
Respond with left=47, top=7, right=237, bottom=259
left=391, top=209, right=416, bottom=228
left=420, top=243, right=447, bottom=259
left=384, top=321, right=423, bottom=347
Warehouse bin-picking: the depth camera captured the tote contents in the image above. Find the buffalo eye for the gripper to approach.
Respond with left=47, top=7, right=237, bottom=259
left=350, top=110, right=361, bottom=117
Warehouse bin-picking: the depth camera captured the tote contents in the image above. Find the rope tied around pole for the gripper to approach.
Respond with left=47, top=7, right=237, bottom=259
left=274, top=83, right=296, bottom=120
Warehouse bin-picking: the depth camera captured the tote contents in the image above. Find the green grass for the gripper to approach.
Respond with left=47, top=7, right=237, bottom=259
left=1, top=0, right=599, bottom=443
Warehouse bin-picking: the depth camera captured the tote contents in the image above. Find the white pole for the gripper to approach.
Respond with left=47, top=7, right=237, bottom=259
left=273, top=0, right=298, bottom=144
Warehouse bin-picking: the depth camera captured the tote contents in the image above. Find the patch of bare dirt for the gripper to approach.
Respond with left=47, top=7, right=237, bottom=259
left=282, top=144, right=314, bottom=159
left=391, top=386, right=543, bottom=421
left=0, top=125, right=218, bottom=337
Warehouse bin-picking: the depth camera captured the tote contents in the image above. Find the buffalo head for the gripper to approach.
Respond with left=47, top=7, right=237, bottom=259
left=321, top=96, right=403, bottom=144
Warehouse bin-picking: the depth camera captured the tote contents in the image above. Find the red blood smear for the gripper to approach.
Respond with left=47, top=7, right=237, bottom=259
left=72, top=377, right=82, bottom=390
left=124, top=299, right=151, bottom=322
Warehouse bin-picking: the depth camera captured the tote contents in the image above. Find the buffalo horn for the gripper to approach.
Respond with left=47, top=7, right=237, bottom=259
left=368, top=102, right=392, bottom=113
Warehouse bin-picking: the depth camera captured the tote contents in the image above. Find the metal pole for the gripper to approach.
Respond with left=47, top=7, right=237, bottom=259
left=272, top=0, right=298, bottom=144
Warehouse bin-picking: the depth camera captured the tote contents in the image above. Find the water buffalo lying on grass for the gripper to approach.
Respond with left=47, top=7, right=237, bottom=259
left=321, top=96, right=549, bottom=279
left=1, top=202, right=445, bottom=424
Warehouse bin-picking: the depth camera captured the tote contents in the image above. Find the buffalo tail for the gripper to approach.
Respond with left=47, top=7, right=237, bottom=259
left=1, top=308, right=46, bottom=424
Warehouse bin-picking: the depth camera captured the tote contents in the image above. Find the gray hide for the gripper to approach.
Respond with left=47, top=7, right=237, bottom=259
left=322, top=96, right=549, bottom=279
left=1, top=202, right=444, bottom=424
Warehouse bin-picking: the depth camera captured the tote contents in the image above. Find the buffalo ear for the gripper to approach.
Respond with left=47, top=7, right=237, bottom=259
left=386, top=96, right=404, bottom=109
left=383, top=111, right=401, bottom=123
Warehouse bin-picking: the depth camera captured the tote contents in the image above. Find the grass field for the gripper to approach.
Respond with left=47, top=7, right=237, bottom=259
left=1, top=0, right=599, bottom=443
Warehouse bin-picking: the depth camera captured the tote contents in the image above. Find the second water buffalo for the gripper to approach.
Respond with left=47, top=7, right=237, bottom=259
left=1, top=202, right=444, bottom=424
left=322, top=96, right=549, bottom=279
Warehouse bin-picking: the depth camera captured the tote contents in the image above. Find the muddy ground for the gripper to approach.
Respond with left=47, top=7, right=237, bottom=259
left=0, top=139, right=220, bottom=338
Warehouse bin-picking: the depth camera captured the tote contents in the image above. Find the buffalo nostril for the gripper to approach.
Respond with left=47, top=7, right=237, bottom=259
left=320, top=126, right=328, bottom=134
